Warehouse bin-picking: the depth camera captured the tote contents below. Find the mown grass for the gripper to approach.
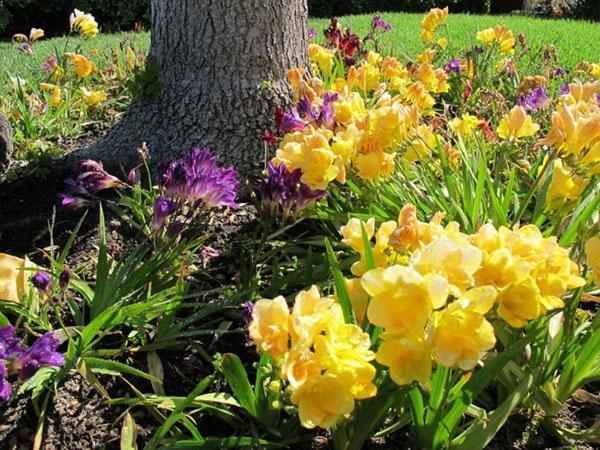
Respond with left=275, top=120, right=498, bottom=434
left=1, top=12, right=599, bottom=91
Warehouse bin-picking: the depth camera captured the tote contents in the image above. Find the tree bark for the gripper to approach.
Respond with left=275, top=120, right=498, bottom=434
left=76, top=0, right=308, bottom=175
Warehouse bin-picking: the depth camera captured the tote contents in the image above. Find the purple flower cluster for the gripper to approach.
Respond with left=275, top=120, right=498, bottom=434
left=371, top=16, right=392, bottom=33
left=518, top=87, right=550, bottom=111
left=0, top=326, right=64, bottom=402
left=257, top=162, right=326, bottom=218
left=276, top=92, right=339, bottom=134
left=444, top=58, right=462, bottom=74
left=161, top=148, right=239, bottom=209
left=58, top=159, right=123, bottom=211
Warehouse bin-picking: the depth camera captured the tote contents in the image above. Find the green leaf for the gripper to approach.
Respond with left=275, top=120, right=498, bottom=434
left=450, top=373, right=534, bottom=450
left=84, top=357, right=162, bottom=384
left=221, top=353, right=257, bottom=417
left=324, top=238, right=355, bottom=324
left=120, top=412, right=138, bottom=450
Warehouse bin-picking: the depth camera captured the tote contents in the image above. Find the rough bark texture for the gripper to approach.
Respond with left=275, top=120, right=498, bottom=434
left=76, top=0, right=308, bottom=175
left=0, top=110, right=13, bottom=174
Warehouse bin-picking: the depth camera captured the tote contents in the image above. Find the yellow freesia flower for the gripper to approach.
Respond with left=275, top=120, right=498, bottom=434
left=0, top=254, right=33, bottom=303
left=449, top=113, right=481, bottom=138
left=80, top=87, right=107, bottom=108
left=431, top=287, right=497, bottom=370
left=476, top=25, right=515, bottom=54
left=64, top=53, right=96, bottom=79
left=540, top=102, right=600, bottom=157
left=376, top=331, right=432, bottom=385
left=496, top=277, right=547, bottom=328
left=70, top=9, right=99, bottom=38
left=585, top=236, right=600, bottom=285
left=546, top=159, right=589, bottom=207
left=248, top=296, right=290, bottom=357
left=343, top=277, right=369, bottom=324
left=362, top=265, right=448, bottom=334
left=420, top=7, right=449, bottom=43
left=496, top=106, right=540, bottom=140
left=309, top=44, right=335, bottom=77
left=405, top=124, right=440, bottom=162
left=39, top=82, right=62, bottom=107
left=410, top=236, right=483, bottom=296
left=29, top=28, right=44, bottom=42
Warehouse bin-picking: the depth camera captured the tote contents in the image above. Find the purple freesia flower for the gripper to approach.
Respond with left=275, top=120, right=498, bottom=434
left=307, top=28, right=316, bottom=39
left=559, top=84, right=570, bottom=96
left=257, top=162, right=326, bottom=218
left=31, top=271, right=52, bottom=293
left=59, top=268, right=71, bottom=290
left=276, top=107, right=307, bottom=133
left=520, top=87, right=550, bottom=111
left=372, top=15, right=392, bottom=33
left=444, top=58, right=462, bottom=74
left=78, top=160, right=122, bottom=194
left=161, top=148, right=239, bottom=209
left=152, top=195, right=178, bottom=230
left=242, top=301, right=254, bottom=326
left=166, top=220, right=185, bottom=239
left=0, top=364, right=11, bottom=403
left=57, top=193, right=92, bottom=211
left=15, top=332, right=64, bottom=380
left=297, top=95, right=320, bottom=122
left=553, top=66, right=566, bottom=77
left=0, top=326, right=25, bottom=360
left=41, top=56, right=57, bottom=73
left=19, top=43, right=33, bottom=55
left=317, top=92, right=339, bottom=128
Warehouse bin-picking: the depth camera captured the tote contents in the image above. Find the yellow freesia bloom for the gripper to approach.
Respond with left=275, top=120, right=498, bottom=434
left=80, top=87, right=107, bottom=108
left=29, top=27, right=44, bottom=42
left=431, top=287, right=497, bottom=370
left=39, top=82, right=62, bottom=107
left=405, top=124, right=440, bottom=162
left=343, top=277, right=369, bottom=324
left=585, top=236, right=600, bottom=285
left=70, top=9, right=99, bottom=37
left=546, top=159, right=589, bottom=207
left=362, top=265, right=448, bottom=334
left=309, top=44, right=335, bottom=77
left=248, top=296, right=290, bottom=357
left=64, top=53, right=96, bottom=79
left=496, top=277, right=547, bottom=328
left=496, top=106, right=540, bottom=140
left=0, top=254, right=33, bottom=303
left=476, top=25, right=515, bottom=54
left=449, top=113, right=481, bottom=138
left=420, top=7, right=449, bottom=43
left=376, top=331, right=432, bottom=385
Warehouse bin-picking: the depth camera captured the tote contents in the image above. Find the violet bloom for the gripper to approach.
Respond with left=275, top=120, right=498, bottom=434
left=161, top=148, right=239, bottom=209
left=18, top=43, right=33, bottom=55
left=257, top=162, right=326, bottom=217
left=553, top=66, right=566, bottom=77
left=31, top=271, right=52, bottom=293
left=559, top=84, right=570, bottom=96
left=15, top=333, right=65, bottom=380
left=128, top=166, right=139, bottom=185
left=0, top=364, right=11, bottom=403
left=307, top=28, right=316, bottom=39
left=372, top=15, right=392, bottom=33
left=317, top=92, right=339, bottom=128
left=152, top=195, right=177, bottom=230
left=41, top=56, right=57, bottom=73
left=242, top=301, right=254, bottom=326
left=166, top=220, right=185, bottom=239
left=59, top=268, right=71, bottom=290
left=276, top=107, right=307, bottom=133
left=297, top=95, right=320, bottom=122
left=444, top=58, right=462, bottom=74
left=0, top=326, right=25, bottom=360
left=78, top=160, right=122, bottom=194
left=521, top=87, right=550, bottom=111
left=57, top=193, right=92, bottom=212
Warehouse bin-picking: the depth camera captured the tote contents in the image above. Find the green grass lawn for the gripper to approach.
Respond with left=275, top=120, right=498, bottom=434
left=1, top=12, right=599, bottom=92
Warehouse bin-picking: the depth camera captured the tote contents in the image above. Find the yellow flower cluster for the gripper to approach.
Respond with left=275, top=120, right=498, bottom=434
left=70, top=9, right=99, bottom=38
left=540, top=80, right=600, bottom=207
left=274, top=47, right=452, bottom=190
left=476, top=25, right=516, bottom=55
left=337, top=205, right=583, bottom=385
left=496, top=105, right=540, bottom=141
left=420, top=7, right=448, bottom=43
left=248, top=286, right=377, bottom=429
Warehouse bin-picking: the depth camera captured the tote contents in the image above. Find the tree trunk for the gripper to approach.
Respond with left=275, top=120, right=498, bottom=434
left=76, top=0, right=308, bottom=175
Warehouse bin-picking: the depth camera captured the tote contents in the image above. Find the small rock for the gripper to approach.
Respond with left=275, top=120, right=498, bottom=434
left=0, top=110, right=14, bottom=173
